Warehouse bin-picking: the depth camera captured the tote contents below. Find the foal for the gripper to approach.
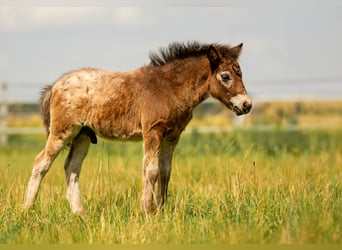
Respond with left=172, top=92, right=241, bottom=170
left=23, top=41, right=252, bottom=214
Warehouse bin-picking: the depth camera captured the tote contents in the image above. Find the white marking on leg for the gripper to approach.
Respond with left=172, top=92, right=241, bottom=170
left=64, top=135, right=90, bottom=214
left=24, top=152, right=51, bottom=210
left=66, top=173, right=83, bottom=213
left=141, top=154, right=159, bottom=213
left=24, top=137, right=63, bottom=210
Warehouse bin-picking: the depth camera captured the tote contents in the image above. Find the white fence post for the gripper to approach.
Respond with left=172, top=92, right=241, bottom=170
left=1, top=82, right=8, bottom=147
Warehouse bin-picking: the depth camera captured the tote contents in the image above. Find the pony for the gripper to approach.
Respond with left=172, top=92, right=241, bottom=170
left=23, top=41, right=252, bottom=214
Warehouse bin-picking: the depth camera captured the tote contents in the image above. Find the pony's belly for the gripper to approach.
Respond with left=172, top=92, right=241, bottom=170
left=85, top=111, right=142, bottom=141
left=96, top=128, right=143, bottom=141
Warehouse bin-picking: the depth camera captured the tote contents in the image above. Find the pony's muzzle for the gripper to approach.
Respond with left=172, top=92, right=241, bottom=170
left=229, top=94, right=252, bottom=116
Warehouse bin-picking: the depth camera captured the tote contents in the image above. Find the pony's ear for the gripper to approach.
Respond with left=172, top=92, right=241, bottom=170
left=230, top=43, right=243, bottom=59
left=207, top=45, right=221, bottom=68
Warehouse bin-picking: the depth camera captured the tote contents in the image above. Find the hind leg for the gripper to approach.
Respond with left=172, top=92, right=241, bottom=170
left=23, top=134, right=65, bottom=210
left=64, top=133, right=90, bottom=214
left=23, top=126, right=81, bottom=211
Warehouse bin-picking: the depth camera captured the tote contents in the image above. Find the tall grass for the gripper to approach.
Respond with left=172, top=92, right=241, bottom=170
left=0, top=129, right=341, bottom=243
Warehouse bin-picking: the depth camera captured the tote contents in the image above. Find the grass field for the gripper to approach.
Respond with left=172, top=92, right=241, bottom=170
left=0, top=128, right=341, bottom=243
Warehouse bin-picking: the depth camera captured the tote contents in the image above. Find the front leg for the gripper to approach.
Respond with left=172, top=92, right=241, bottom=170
left=141, top=131, right=162, bottom=214
left=141, top=153, right=159, bottom=213
left=156, top=139, right=178, bottom=209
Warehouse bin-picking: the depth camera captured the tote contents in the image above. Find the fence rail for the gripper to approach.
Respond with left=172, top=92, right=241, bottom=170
left=1, top=82, right=8, bottom=146
left=1, top=79, right=341, bottom=147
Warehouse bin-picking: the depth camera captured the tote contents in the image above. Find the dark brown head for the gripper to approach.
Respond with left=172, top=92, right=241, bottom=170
left=207, top=43, right=252, bottom=116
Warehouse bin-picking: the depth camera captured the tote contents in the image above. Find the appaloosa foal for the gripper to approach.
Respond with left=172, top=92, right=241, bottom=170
left=24, top=41, right=252, bottom=214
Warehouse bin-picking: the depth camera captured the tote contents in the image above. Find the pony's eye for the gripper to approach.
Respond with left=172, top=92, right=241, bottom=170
left=221, top=72, right=231, bottom=82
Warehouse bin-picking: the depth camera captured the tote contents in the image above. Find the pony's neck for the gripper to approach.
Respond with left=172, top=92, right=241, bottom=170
left=163, top=56, right=211, bottom=111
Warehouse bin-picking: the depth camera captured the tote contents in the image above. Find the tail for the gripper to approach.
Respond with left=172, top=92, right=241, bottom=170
left=39, top=85, right=53, bottom=136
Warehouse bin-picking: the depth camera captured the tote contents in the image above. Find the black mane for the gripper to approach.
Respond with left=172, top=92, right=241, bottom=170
left=148, top=41, right=236, bottom=67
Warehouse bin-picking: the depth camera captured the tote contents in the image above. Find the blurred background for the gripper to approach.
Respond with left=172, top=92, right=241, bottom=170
left=1, top=0, right=342, bottom=145
left=1, top=2, right=342, bottom=244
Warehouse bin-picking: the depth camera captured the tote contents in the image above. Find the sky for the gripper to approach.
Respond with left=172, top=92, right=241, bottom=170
left=0, top=0, right=342, bottom=102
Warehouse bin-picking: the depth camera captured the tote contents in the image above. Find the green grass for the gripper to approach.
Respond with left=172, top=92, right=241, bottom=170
left=0, top=129, right=341, bottom=243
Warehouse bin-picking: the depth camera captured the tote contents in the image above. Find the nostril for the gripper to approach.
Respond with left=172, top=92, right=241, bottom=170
left=243, top=101, right=252, bottom=112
